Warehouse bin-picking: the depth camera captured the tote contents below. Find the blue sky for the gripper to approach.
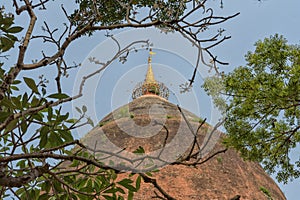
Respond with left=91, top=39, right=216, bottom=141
left=2, top=0, right=300, bottom=199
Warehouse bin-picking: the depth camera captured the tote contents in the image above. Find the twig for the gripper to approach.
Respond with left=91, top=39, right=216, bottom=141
left=140, top=173, right=176, bottom=200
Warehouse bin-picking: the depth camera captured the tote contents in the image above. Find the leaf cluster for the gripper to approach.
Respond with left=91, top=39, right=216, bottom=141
left=71, top=0, right=185, bottom=29
left=208, top=34, right=300, bottom=183
left=0, top=8, right=23, bottom=53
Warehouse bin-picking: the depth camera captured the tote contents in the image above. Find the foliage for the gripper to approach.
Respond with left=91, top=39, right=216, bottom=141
left=71, top=0, right=185, bottom=28
left=260, top=186, right=273, bottom=200
left=0, top=0, right=237, bottom=199
left=0, top=8, right=23, bottom=53
left=0, top=6, right=23, bottom=70
left=204, top=34, right=300, bottom=183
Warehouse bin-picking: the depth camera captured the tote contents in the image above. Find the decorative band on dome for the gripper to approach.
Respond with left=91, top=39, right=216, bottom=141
left=132, top=81, right=169, bottom=100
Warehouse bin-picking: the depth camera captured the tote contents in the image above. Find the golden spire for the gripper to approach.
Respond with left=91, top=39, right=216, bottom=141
left=131, top=49, right=169, bottom=100
left=145, top=49, right=157, bottom=84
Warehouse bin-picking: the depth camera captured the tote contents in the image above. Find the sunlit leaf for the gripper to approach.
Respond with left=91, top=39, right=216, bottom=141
left=6, top=26, right=23, bottom=33
left=24, top=77, right=39, bottom=94
left=48, top=93, right=69, bottom=99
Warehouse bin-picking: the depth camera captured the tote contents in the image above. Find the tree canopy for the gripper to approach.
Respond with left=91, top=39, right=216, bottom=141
left=0, top=0, right=237, bottom=199
left=204, top=34, right=300, bottom=183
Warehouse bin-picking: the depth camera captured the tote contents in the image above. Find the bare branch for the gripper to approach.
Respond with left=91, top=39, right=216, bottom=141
left=140, top=173, right=176, bottom=200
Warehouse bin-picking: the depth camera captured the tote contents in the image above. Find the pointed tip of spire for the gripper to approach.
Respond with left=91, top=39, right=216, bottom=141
left=148, top=48, right=156, bottom=64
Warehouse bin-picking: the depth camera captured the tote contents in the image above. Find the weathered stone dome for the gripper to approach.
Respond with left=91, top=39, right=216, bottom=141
left=81, top=95, right=286, bottom=200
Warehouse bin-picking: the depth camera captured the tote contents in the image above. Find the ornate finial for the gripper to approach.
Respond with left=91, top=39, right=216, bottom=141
left=132, top=49, right=169, bottom=100
left=148, top=48, right=156, bottom=64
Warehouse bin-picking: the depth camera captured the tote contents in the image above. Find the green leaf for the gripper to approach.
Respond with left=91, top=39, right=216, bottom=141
left=53, top=180, right=64, bottom=192
left=58, top=129, right=73, bottom=142
left=23, top=77, right=39, bottom=94
left=104, top=187, right=119, bottom=194
left=0, top=97, right=15, bottom=109
left=82, top=105, right=87, bottom=113
left=46, top=131, right=64, bottom=147
left=47, top=107, right=53, bottom=121
left=65, top=118, right=77, bottom=123
left=116, top=187, right=125, bottom=194
left=6, top=119, right=17, bottom=132
left=39, top=126, right=49, bottom=148
left=48, top=93, right=69, bottom=99
left=10, top=85, right=19, bottom=91
left=0, top=36, right=14, bottom=52
left=41, top=181, right=51, bottom=193
left=16, top=160, right=26, bottom=169
left=133, top=146, right=145, bottom=154
left=117, top=179, right=136, bottom=192
left=135, top=175, right=141, bottom=190
left=69, top=159, right=80, bottom=167
left=5, top=33, right=18, bottom=42
left=128, top=191, right=134, bottom=200
left=11, top=96, right=21, bottom=109
left=38, top=193, right=51, bottom=200
left=145, top=172, right=152, bottom=177
left=0, top=112, right=11, bottom=123
left=1, top=17, right=14, bottom=29
left=6, top=26, right=23, bottom=33
left=75, top=107, right=82, bottom=114
left=13, top=80, right=22, bottom=84
left=20, top=119, right=28, bottom=133
left=41, top=87, right=47, bottom=96
left=33, top=113, right=43, bottom=122
left=87, top=117, right=94, bottom=127
left=31, top=95, right=40, bottom=106
left=57, top=112, right=69, bottom=122
left=103, top=195, right=115, bottom=200
left=22, top=92, right=28, bottom=106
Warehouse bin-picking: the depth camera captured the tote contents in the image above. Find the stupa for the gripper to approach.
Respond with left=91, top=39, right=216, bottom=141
left=81, top=50, right=286, bottom=199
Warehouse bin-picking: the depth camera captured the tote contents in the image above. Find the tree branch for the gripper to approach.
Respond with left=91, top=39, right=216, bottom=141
left=0, top=164, right=49, bottom=187
left=0, top=0, right=37, bottom=102
left=140, top=173, right=176, bottom=200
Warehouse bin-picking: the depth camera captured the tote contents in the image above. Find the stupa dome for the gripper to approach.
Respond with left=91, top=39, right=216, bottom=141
left=80, top=50, right=286, bottom=199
